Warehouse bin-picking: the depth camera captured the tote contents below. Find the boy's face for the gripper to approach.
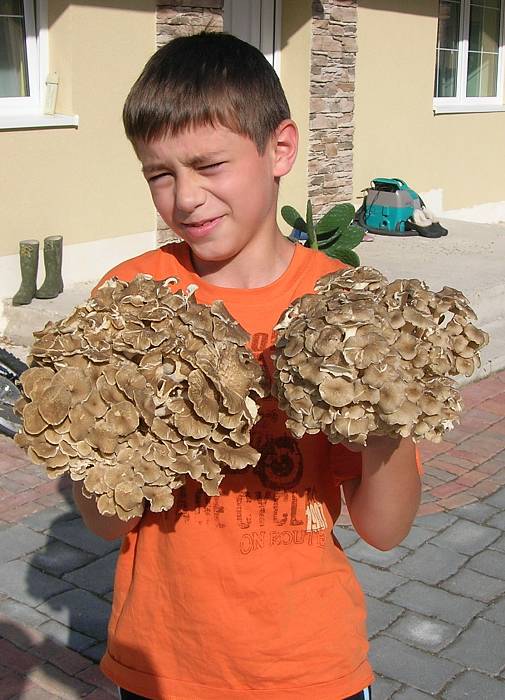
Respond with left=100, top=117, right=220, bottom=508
left=137, top=123, right=293, bottom=267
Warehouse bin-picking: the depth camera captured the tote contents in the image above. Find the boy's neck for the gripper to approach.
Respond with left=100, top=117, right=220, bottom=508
left=189, top=229, right=295, bottom=289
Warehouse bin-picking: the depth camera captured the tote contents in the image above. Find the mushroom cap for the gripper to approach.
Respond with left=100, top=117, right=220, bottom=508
left=17, top=271, right=266, bottom=518
left=319, top=376, right=355, bottom=407
left=273, top=265, right=486, bottom=446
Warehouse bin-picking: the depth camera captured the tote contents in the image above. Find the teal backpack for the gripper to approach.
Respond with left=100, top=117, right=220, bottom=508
left=355, top=178, right=448, bottom=238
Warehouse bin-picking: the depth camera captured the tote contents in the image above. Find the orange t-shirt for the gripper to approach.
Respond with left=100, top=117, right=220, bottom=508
left=99, top=242, right=374, bottom=699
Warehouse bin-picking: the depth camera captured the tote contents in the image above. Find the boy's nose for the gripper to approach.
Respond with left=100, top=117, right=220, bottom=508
left=174, top=173, right=206, bottom=213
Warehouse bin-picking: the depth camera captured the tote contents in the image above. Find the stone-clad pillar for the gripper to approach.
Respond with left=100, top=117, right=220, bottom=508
left=157, top=0, right=224, bottom=48
left=155, top=2, right=224, bottom=243
left=309, top=0, right=357, bottom=212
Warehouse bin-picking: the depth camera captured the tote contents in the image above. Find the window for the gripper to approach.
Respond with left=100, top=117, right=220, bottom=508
left=223, top=0, right=282, bottom=72
left=434, top=0, right=505, bottom=108
left=0, top=0, right=42, bottom=114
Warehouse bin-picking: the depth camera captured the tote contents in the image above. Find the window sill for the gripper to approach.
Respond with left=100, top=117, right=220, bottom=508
left=433, top=104, right=505, bottom=115
left=0, top=113, right=79, bottom=130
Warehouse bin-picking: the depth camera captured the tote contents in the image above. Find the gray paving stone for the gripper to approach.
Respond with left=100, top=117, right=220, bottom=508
left=0, top=524, right=48, bottom=564
left=467, top=550, right=505, bottom=579
left=81, top=640, right=107, bottom=663
left=429, top=520, right=501, bottom=555
left=415, top=512, right=457, bottom=531
left=347, top=540, right=409, bottom=568
left=482, top=597, right=505, bottom=626
left=22, top=506, right=78, bottom=532
left=63, top=550, right=119, bottom=594
left=331, top=525, right=359, bottom=549
left=392, top=689, right=433, bottom=699
left=366, top=597, right=403, bottom=637
left=373, top=675, right=401, bottom=699
left=37, top=619, right=95, bottom=652
left=26, top=539, right=96, bottom=577
left=391, top=544, right=468, bottom=584
left=485, top=486, right=505, bottom=508
left=370, top=636, right=462, bottom=695
left=422, top=465, right=454, bottom=482
left=385, top=611, right=459, bottom=652
left=0, top=598, right=49, bottom=628
left=0, top=560, right=72, bottom=606
left=485, top=486, right=505, bottom=507
left=441, top=618, right=505, bottom=674
left=399, top=525, right=433, bottom=550
left=50, top=517, right=120, bottom=556
left=442, top=670, right=505, bottom=699
left=387, top=581, right=485, bottom=626
left=487, top=510, right=505, bottom=529
left=352, top=561, right=406, bottom=598
left=36, top=588, right=111, bottom=640
left=441, top=568, right=505, bottom=603
left=450, top=501, right=498, bottom=524
left=490, top=533, right=505, bottom=552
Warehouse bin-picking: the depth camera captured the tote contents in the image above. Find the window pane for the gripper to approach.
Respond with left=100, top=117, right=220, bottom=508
left=467, top=50, right=499, bottom=95
left=467, top=0, right=501, bottom=96
left=436, top=48, right=460, bottom=96
left=435, top=1, right=461, bottom=97
left=438, top=0, right=461, bottom=49
left=0, top=1, right=24, bottom=14
left=0, top=1, right=30, bottom=97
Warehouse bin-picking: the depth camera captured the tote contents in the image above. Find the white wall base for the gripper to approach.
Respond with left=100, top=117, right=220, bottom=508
left=0, top=229, right=157, bottom=301
left=443, top=200, right=505, bottom=224
left=420, top=189, right=505, bottom=224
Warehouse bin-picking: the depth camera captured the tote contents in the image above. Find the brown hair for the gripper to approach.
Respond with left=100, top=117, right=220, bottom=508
left=123, top=32, right=290, bottom=153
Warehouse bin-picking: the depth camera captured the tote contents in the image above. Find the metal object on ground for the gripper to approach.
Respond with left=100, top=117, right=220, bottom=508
left=0, top=348, right=27, bottom=437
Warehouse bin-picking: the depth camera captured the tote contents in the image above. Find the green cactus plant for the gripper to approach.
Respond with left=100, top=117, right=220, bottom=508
left=281, top=199, right=364, bottom=267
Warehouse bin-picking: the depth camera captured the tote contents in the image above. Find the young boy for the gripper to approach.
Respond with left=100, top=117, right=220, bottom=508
left=73, top=32, right=421, bottom=700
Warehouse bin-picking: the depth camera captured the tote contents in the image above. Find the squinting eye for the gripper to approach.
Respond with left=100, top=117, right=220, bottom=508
left=201, top=162, right=225, bottom=171
left=148, top=173, right=169, bottom=183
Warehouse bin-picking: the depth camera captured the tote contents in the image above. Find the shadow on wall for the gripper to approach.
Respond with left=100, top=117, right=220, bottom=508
left=48, top=0, right=155, bottom=29
left=358, top=0, right=438, bottom=17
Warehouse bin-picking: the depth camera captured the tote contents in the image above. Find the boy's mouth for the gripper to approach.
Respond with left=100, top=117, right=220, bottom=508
left=180, top=216, right=223, bottom=237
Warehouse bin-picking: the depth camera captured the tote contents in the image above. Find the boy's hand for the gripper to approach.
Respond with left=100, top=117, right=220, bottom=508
left=73, top=483, right=142, bottom=541
left=341, top=435, right=421, bottom=551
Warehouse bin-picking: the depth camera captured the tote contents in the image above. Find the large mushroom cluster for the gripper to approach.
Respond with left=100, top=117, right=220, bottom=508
left=273, top=266, right=489, bottom=445
left=14, top=275, right=265, bottom=520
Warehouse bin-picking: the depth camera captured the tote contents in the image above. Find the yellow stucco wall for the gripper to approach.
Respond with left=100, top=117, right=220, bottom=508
left=0, top=0, right=156, bottom=258
left=278, top=0, right=312, bottom=227
left=354, top=0, right=505, bottom=212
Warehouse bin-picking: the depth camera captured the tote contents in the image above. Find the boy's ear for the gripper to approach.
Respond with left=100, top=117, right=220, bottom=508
left=271, top=119, right=298, bottom=177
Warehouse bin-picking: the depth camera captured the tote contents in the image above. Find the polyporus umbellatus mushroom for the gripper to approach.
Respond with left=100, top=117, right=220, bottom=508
left=273, top=267, right=488, bottom=445
left=15, top=275, right=265, bottom=519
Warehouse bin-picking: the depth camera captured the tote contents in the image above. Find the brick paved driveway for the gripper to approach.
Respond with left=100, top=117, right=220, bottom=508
left=0, top=370, right=504, bottom=698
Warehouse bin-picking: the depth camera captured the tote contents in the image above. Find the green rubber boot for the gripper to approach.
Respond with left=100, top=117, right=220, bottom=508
left=35, top=235, right=64, bottom=299
left=12, top=240, right=39, bottom=306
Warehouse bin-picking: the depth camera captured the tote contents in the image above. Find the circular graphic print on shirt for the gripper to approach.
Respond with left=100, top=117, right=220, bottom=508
left=255, top=435, right=303, bottom=490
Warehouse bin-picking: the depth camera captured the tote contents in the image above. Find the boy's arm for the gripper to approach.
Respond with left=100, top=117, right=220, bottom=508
left=72, top=482, right=142, bottom=541
left=341, top=436, right=421, bottom=551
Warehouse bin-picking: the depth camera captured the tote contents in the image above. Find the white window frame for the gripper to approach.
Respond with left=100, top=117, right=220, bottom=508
left=434, top=0, right=505, bottom=113
left=223, top=0, right=282, bottom=75
left=0, top=0, right=77, bottom=129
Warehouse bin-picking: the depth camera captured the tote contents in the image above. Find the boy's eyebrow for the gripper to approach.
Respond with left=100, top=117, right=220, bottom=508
left=142, top=151, right=227, bottom=175
left=184, top=151, right=227, bottom=167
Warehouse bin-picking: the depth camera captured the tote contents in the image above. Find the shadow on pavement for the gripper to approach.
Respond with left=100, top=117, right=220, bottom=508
left=0, top=617, right=87, bottom=698
left=24, top=476, right=118, bottom=668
